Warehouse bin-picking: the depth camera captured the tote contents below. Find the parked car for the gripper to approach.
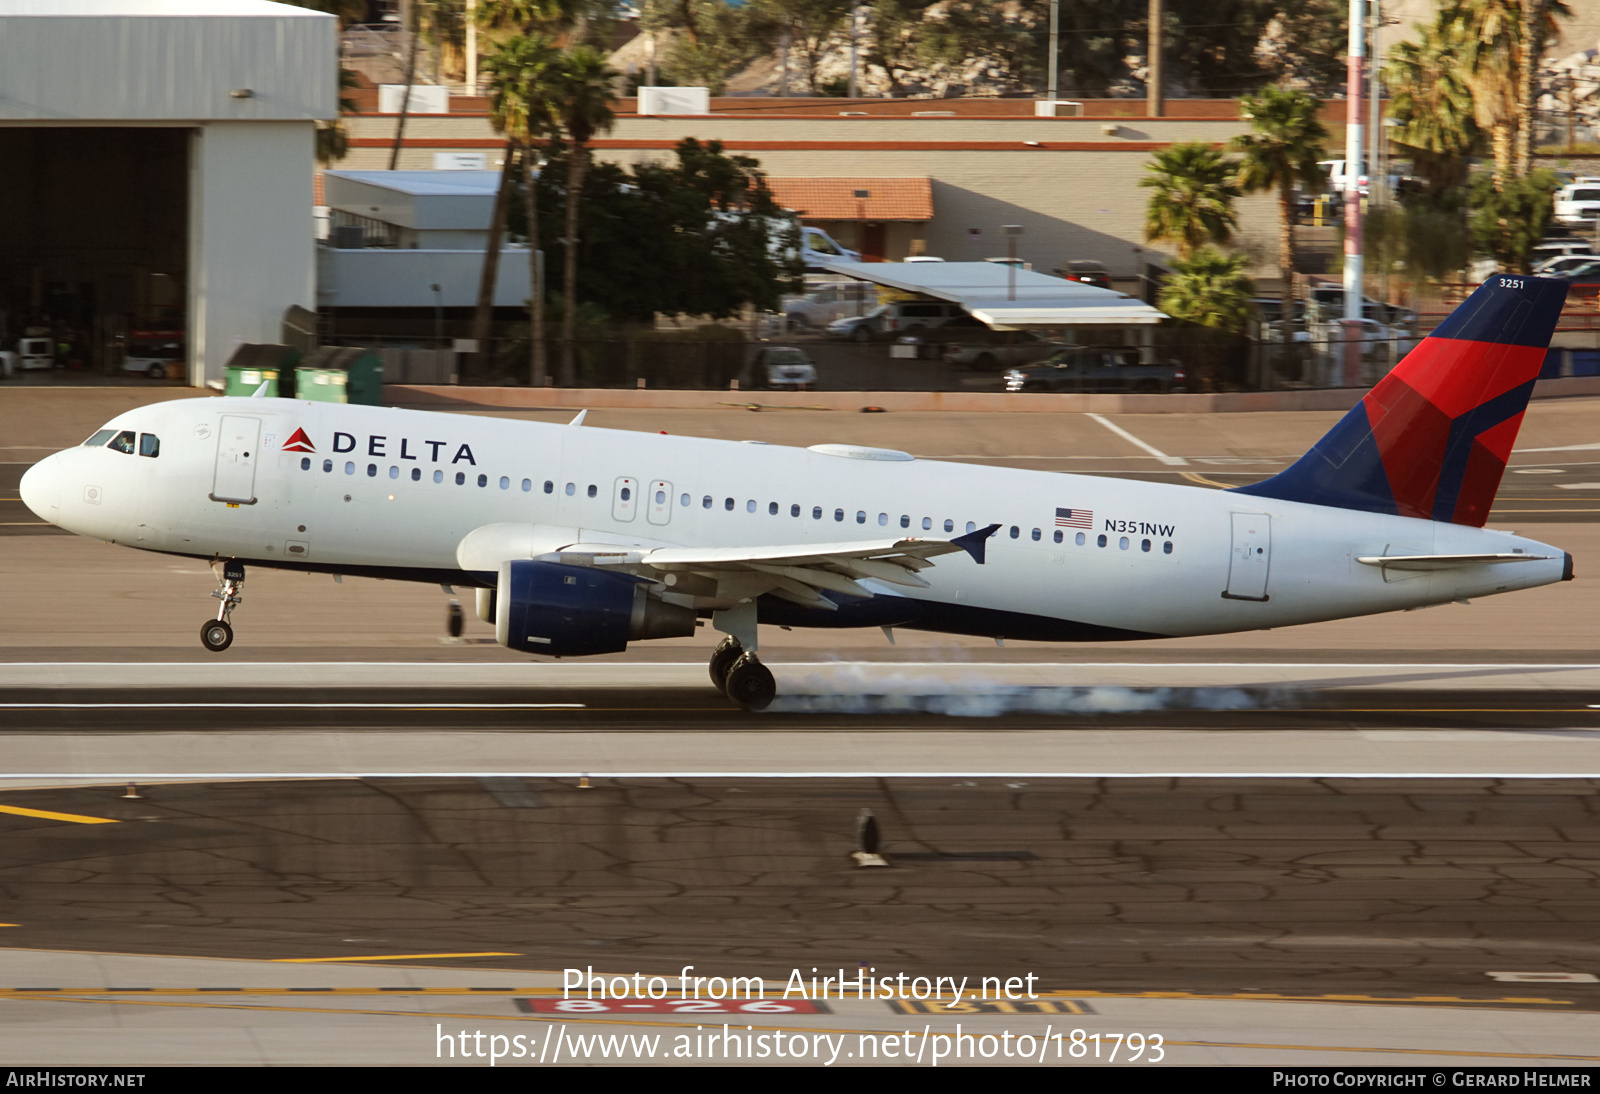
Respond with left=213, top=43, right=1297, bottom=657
left=1004, top=348, right=1185, bottom=393
left=1554, top=183, right=1600, bottom=224
left=931, top=321, right=1066, bottom=369
left=14, top=337, right=55, bottom=371
left=879, top=300, right=967, bottom=336
left=1531, top=238, right=1597, bottom=266
left=742, top=346, right=818, bottom=390
left=827, top=304, right=889, bottom=342
left=1543, top=260, right=1600, bottom=299
left=1306, top=287, right=1416, bottom=326
left=1053, top=260, right=1112, bottom=290
left=828, top=300, right=967, bottom=342
left=121, top=339, right=183, bottom=379
left=782, top=281, right=876, bottom=330
left=1533, top=253, right=1600, bottom=275
left=1312, top=318, right=1421, bottom=360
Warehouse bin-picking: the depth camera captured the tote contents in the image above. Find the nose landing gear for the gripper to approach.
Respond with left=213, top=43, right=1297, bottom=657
left=202, top=559, right=244, bottom=652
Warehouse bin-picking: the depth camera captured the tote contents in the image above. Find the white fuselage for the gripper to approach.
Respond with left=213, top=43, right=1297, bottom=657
left=21, top=396, right=1570, bottom=642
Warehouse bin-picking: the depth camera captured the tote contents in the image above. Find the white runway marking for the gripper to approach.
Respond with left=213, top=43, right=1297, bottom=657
left=1085, top=413, right=1190, bottom=466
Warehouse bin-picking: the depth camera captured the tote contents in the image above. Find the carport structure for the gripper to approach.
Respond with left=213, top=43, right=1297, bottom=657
left=0, top=0, right=337, bottom=386
left=818, top=260, right=1167, bottom=330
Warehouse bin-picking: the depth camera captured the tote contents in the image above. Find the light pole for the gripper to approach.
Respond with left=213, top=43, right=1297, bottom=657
left=431, top=283, right=443, bottom=352
left=1004, top=225, right=1023, bottom=300
left=854, top=188, right=870, bottom=292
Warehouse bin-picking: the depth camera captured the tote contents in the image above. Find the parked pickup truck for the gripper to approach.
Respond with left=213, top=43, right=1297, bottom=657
left=1003, top=348, right=1186, bottom=393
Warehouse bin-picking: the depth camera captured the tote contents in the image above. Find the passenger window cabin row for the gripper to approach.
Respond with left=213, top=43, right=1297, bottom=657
left=293, top=458, right=1176, bottom=556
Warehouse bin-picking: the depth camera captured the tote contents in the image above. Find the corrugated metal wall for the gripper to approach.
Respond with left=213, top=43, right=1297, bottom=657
left=0, top=9, right=336, bottom=121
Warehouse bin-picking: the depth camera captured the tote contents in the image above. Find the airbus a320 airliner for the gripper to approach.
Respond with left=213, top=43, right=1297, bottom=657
left=19, top=276, right=1573, bottom=710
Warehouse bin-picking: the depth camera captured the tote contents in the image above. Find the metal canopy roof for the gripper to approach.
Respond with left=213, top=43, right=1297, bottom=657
left=816, top=260, right=1167, bottom=327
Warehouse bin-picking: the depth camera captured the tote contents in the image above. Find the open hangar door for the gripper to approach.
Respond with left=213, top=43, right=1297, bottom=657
left=0, top=127, right=188, bottom=379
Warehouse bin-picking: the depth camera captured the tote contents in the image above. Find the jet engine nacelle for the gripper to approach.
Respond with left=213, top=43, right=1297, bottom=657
left=494, top=559, right=696, bottom=656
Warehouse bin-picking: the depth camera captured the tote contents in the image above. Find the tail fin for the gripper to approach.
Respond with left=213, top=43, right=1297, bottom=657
left=1233, top=275, right=1567, bottom=526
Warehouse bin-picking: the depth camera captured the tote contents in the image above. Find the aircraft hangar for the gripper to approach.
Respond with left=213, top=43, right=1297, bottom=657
left=0, top=0, right=336, bottom=386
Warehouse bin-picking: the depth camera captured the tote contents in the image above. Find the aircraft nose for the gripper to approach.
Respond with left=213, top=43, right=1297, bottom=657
left=18, top=455, right=62, bottom=523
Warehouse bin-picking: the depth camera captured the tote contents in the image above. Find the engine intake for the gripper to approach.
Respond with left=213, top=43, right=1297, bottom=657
left=494, top=559, right=695, bottom=656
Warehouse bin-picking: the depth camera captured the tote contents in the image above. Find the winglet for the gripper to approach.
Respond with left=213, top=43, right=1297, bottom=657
left=568, top=409, right=587, bottom=427
left=951, top=522, right=1001, bottom=564
left=252, top=381, right=271, bottom=399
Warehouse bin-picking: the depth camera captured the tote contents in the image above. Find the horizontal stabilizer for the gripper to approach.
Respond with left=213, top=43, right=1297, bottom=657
left=1355, top=552, right=1554, bottom=571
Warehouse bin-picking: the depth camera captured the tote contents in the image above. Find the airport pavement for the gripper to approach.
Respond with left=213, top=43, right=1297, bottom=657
left=2, top=948, right=1597, bottom=1066
left=0, top=778, right=1597, bottom=1005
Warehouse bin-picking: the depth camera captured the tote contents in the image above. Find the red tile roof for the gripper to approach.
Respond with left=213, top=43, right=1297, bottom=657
left=765, top=177, right=933, bottom=221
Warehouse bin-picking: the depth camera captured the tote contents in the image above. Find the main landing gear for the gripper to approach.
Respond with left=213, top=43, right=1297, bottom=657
left=201, top=559, right=245, bottom=652
left=709, top=636, right=776, bottom=712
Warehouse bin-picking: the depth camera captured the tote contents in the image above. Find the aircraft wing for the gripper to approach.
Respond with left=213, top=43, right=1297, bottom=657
left=551, top=524, right=1001, bottom=611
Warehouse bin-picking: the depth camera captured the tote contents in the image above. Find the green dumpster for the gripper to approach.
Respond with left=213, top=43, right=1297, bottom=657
left=295, top=347, right=384, bottom=406
left=295, top=368, right=349, bottom=403
left=222, top=344, right=300, bottom=397
left=224, top=366, right=280, bottom=397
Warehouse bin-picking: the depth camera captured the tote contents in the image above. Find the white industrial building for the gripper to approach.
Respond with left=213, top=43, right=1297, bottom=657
left=0, top=0, right=337, bottom=385
left=319, top=171, right=534, bottom=310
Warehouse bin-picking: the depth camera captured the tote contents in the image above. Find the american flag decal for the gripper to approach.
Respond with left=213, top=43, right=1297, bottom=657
left=1055, top=507, right=1093, bottom=528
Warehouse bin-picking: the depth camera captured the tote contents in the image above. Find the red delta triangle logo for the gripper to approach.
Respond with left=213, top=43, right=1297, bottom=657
left=282, top=427, right=315, bottom=453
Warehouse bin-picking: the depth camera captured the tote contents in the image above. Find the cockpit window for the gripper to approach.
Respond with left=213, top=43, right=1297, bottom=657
left=84, top=429, right=116, bottom=447
left=139, top=433, right=160, bottom=458
left=108, top=430, right=136, bottom=455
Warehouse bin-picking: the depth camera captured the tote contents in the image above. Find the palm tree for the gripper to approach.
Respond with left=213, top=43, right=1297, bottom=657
left=1384, top=14, right=1481, bottom=196
left=550, top=46, right=618, bottom=387
left=1139, top=142, right=1241, bottom=261
left=1158, top=247, right=1254, bottom=333
left=1158, top=246, right=1254, bottom=391
left=481, top=34, right=563, bottom=386
left=1452, top=0, right=1568, bottom=184
left=1232, top=86, right=1328, bottom=343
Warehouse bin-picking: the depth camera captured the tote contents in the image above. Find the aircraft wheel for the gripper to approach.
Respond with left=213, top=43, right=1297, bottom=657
left=200, top=619, right=234, bottom=653
left=724, top=655, right=775, bottom=712
left=708, top=637, right=743, bottom=693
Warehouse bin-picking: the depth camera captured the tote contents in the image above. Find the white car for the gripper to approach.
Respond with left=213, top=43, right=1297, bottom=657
left=1533, top=253, right=1600, bottom=275
left=1554, top=183, right=1600, bottom=224
left=781, top=281, right=876, bottom=329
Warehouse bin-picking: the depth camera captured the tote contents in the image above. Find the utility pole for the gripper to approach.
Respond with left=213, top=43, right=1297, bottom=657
left=1343, top=0, right=1366, bottom=388
left=388, top=0, right=423, bottom=171
left=1148, top=0, right=1163, bottom=117
left=1047, top=0, right=1059, bottom=102
left=848, top=5, right=861, bottom=99
left=465, top=0, right=476, bottom=94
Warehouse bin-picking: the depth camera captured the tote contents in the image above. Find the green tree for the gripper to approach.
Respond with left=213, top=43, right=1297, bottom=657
left=1232, top=85, right=1328, bottom=341
left=1158, top=246, right=1255, bottom=391
left=1385, top=13, right=1482, bottom=197
left=516, top=139, right=798, bottom=324
left=1158, top=247, right=1254, bottom=332
left=481, top=34, right=564, bottom=386
left=551, top=46, right=618, bottom=387
left=1451, top=0, right=1568, bottom=185
left=1251, top=0, right=1348, bottom=95
left=749, top=0, right=852, bottom=94
left=1469, top=168, right=1560, bottom=272
left=1140, top=143, right=1242, bottom=260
